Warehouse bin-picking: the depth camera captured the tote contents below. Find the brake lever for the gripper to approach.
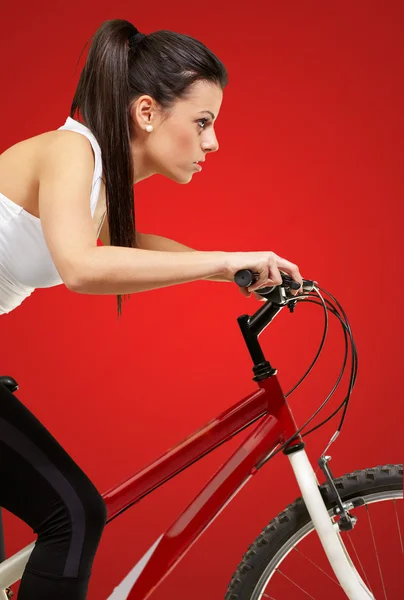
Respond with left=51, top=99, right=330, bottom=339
left=247, top=275, right=300, bottom=303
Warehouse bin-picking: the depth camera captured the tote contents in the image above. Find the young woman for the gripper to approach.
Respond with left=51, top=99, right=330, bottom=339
left=0, top=18, right=303, bottom=599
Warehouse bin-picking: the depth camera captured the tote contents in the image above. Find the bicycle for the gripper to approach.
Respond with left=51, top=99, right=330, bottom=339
left=0, top=270, right=402, bottom=599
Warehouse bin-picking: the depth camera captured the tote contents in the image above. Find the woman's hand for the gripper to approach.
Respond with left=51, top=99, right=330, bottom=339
left=223, top=250, right=303, bottom=294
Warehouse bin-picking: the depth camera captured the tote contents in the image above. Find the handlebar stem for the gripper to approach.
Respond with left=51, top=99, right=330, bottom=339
left=237, top=302, right=284, bottom=381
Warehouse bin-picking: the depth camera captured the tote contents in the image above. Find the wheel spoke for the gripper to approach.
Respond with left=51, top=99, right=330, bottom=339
left=275, top=568, right=318, bottom=599
left=346, top=532, right=374, bottom=594
left=292, top=546, right=341, bottom=587
left=366, top=505, right=388, bottom=599
left=393, top=499, right=404, bottom=554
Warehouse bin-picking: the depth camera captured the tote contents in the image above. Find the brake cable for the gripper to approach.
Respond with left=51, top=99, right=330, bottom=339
left=259, top=284, right=358, bottom=460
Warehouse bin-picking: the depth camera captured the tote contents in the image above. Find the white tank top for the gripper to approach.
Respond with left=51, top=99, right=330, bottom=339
left=0, top=117, right=104, bottom=315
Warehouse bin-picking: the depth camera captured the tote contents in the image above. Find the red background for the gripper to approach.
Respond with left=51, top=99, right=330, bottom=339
left=0, top=1, right=403, bottom=598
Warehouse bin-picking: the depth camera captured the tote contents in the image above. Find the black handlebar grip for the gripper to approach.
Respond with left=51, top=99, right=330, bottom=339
left=234, top=269, right=301, bottom=290
left=234, top=269, right=316, bottom=293
left=234, top=269, right=256, bottom=287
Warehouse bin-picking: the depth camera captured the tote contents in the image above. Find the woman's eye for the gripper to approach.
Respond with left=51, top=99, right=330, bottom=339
left=197, top=118, right=209, bottom=130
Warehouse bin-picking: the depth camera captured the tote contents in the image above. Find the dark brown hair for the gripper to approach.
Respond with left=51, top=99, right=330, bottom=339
left=70, top=19, right=228, bottom=316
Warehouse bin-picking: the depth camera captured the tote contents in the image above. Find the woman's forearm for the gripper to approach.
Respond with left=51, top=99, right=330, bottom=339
left=69, top=245, right=228, bottom=295
left=137, top=232, right=229, bottom=282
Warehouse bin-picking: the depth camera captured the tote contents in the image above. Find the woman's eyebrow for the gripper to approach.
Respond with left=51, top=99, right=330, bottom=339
left=198, top=110, right=216, bottom=120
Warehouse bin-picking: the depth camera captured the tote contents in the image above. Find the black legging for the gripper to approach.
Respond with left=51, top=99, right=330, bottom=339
left=0, top=382, right=107, bottom=599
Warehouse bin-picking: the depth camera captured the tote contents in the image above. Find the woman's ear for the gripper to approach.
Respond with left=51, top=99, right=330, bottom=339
left=130, top=95, right=156, bottom=131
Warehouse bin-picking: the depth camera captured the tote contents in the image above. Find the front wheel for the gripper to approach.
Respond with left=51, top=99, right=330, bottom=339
left=225, top=464, right=403, bottom=600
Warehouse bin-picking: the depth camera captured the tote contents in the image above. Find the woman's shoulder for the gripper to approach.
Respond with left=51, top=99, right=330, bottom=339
left=0, top=124, right=96, bottom=174
left=0, top=127, right=96, bottom=217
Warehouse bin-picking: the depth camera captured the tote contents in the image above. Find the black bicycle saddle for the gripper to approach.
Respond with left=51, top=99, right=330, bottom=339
left=0, top=376, right=19, bottom=393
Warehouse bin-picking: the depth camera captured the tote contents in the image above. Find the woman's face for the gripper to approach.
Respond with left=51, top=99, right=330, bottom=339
left=130, top=80, right=223, bottom=184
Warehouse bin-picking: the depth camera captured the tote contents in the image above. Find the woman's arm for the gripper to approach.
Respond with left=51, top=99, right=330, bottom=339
left=137, top=232, right=229, bottom=282
left=99, top=214, right=228, bottom=283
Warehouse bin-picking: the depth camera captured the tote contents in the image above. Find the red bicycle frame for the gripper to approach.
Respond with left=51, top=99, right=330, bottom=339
left=103, top=373, right=302, bottom=600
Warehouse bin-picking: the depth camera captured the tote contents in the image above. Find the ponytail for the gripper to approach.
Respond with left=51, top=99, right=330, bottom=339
left=71, top=20, right=138, bottom=316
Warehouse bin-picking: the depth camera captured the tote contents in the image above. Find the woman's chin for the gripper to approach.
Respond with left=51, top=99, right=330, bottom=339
left=164, top=168, right=194, bottom=185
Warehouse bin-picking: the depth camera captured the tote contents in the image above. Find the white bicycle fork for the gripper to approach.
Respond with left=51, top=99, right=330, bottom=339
left=288, top=448, right=374, bottom=599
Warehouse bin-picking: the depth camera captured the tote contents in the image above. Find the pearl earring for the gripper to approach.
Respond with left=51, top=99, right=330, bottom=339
left=145, top=125, right=153, bottom=132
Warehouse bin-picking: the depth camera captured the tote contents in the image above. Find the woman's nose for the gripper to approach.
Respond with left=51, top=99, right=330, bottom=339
left=202, top=135, right=219, bottom=153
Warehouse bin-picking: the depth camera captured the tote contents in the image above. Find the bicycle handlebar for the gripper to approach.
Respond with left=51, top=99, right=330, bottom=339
left=234, top=269, right=316, bottom=296
left=233, top=269, right=317, bottom=379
